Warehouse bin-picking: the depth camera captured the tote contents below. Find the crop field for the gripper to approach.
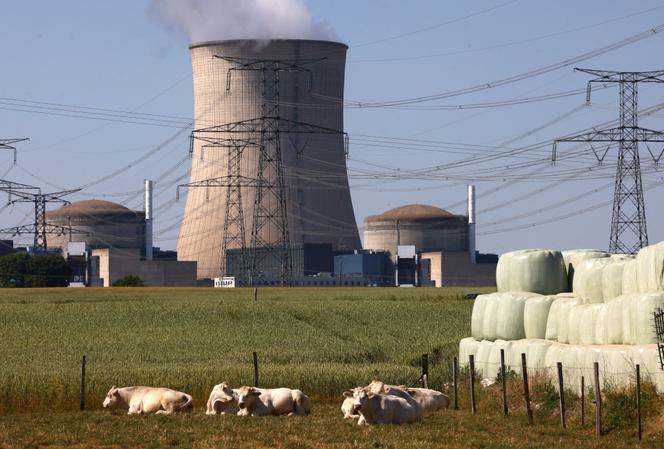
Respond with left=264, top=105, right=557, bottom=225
left=2, top=286, right=663, bottom=449
left=0, top=287, right=482, bottom=413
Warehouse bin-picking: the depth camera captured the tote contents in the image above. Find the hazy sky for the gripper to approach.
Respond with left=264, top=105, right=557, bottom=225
left=1, top=0, right=664, bottom=254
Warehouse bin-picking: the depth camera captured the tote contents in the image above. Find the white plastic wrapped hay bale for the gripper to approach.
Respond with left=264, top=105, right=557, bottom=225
left=544, top=296, right=572, bottom=341
left=621, top=294, right=636, bottom=344
left=573, top=257, right=611, bottom=304
left=566, top=304, right=604, bottom=345
left=475, top=339, right=495, bottom=378
left=622, top=259, right=639, bottom=295
left=636, top=241, right=664, bottom=293
left=597, top=297, right=624, bottom=344
left=599, top=346, right=633, bottom=391
left=481, top=294, right=500, bottom=340
left=601, top=254, right=635, bottom=300
left=471, top=295, right=489, bottom=340
left=554, top=297, right=581, bottom=343
left=630, top=345, right=664, bottom=392
left=562, top=249, right=610, bottom=290
left=495, top=292, right=541, bottom=340
left=633, top=292, right=664, bottom=344
left=496, top=249, right=568, bottom=295
left=524, top=295, right=555, bottom=339
left=485, top=340, right=515, bottom=379
left=458, top=337, right=481, bottom=367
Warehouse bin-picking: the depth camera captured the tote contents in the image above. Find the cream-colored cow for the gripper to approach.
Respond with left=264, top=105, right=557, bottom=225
left=236, top=386, right=311, bottom=416
left=343, top=387, right=423, bottom=425
left=103, top=386, right=192, bottom=415
left=341, top=387, right=361, bottom=419
left=367, top=381, right=449, bottom=412
left=206, top=383, right=240, bottom=415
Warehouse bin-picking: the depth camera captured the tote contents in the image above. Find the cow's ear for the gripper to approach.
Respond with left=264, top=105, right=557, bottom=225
left=110, top=385, right=117, bottom=391
left=342, top=390, right=352, bottom=398
left=249, top=388, right=261, bottom=396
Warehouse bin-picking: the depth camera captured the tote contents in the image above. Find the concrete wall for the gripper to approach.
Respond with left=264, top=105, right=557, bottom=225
left=441, top=251, right=496, bottom=287
left=178, top=40, right=361, bottom=279
left=421, top=251, right=443, bottom=287
left=92, top=248, right=197, bottom=287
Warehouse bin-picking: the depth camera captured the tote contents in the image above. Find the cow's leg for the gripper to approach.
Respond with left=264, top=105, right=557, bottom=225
left=127, top=404, right=142, bottom=415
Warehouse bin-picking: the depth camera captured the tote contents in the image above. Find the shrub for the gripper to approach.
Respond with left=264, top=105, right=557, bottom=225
left=112, top=275, right=145, bottom=287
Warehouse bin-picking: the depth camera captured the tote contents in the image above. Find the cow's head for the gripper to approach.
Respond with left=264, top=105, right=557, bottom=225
left=211, top=383, right=237, bottom=412
left=348, top=388, right=372, bottom=414
left=103, top=386, right=120, bottom=409
left=236, top=386, right=261, bottom=411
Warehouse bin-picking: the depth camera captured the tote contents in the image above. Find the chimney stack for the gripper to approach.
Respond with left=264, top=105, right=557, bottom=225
left=468, top=185, right=476, bottom=264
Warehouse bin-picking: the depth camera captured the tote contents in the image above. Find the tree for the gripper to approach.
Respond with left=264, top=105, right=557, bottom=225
left=0, top=253, right=73, bottom=288
left=112, top=275, right=145, bottom=287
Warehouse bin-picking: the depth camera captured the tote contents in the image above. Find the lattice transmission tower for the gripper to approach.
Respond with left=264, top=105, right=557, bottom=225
left=0, top=183, right=80, bottom=252
left=178, top=56, right=348, bottom=285
left=553, top=69, right=664, bottom=254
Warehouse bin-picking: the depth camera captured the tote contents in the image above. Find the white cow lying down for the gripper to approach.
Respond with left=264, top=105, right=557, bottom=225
left=367, top=381, right=449, bottom=412
left=343, top=387, right=423, bottom=425
left=103, top=386, right=192, bottom=415
left=206, top=383, right=240, bottom=415
left=236, top=386, right=312, bottom=416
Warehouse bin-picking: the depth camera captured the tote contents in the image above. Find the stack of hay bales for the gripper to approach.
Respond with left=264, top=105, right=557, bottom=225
left=459, top=242, right=664, bottom=392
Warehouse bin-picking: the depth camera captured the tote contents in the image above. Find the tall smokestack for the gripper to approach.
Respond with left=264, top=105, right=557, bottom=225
left=145, top=179, right=153, bottom=261
left=468, top=185, right=476, bottom=264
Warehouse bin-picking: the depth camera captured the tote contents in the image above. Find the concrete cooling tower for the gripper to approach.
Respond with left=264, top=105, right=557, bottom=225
left=177, top=39, right=361, bottom=280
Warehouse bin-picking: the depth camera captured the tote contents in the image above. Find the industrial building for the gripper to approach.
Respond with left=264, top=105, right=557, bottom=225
left=362, top=199, right=496, bottom=287
left=177, top=39, right=361, bottom=281
left=45, top=198, right=197, bottom=287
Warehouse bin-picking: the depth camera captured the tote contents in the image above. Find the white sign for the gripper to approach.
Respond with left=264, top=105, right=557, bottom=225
left=397, top=245, right=416, bottom=259
left=214, top=277, right=235, bottom=288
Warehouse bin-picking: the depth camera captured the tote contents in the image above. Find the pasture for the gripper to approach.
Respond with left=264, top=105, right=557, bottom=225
left=2, top=286, right=663, bottom=449
left=0, top=287, right=480, bottom=413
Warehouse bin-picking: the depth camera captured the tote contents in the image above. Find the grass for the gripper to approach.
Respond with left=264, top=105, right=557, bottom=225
left=0, top=287, right=486, bottom=413
left=2, top=286, right=663, bottom=448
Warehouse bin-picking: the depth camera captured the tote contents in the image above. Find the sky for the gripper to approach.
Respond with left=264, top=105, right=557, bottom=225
left=1, top=0, right=664, bottom=255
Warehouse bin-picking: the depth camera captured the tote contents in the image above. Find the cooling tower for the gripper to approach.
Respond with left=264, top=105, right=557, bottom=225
left=177, top=39, right=361, bottom=280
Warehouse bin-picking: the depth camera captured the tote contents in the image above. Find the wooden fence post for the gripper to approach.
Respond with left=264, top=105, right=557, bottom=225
left=253, top=288, right=258, bottom=302
left=469, top=354, right=476, bottom=414
left=80, top=355, right=86, bottom=411
left=253, top=352, right=259, bottom=387
left=453, top=356, right=459, bottom=410
left=557, top=362, right=566, bottom=429
left=500, top=349, right=508, bottom=416
left=521, top=353, right=533, bottom=425
left=421, top=354, right=429, bottom=389
left=636, top=364, right=642, bottom=441
left=581, top=376, right=585, bottom=427
left=594, top=362, right=601, bottom=437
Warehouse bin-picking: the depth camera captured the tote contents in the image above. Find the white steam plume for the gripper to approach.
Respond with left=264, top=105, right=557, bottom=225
left=150, top=0, right=338, bottom=43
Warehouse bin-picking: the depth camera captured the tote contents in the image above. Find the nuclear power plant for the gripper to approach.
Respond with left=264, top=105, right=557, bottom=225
left=177, top=39, right=361, bottom=282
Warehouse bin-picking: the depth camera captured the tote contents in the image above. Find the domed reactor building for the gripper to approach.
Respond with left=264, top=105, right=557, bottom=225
left=362, top=201, right=497, bottom=287
left=177, top=40, right=361, bottom=282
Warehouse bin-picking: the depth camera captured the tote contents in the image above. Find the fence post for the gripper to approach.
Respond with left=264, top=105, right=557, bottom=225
left=636, top=364, right=642, bottom=441
left=80, top=355, right=86, bottom=411
left=581, top=376, right=585, bottom=427
left=469, top=354, right=476, bottom=414
left=500, top=349, right=508, bottom=416
left=421, top=354, right=429, bottom=389
left=253, top=287, right=258, bottom=302
left=253, top=351, right=259, bottom=387
left=557, top=362, right=566, bottom=429
left=594, top=362, right=601, bottom=437
left=521, top=353, right=533, bottom=425
left=453, top=356, right=459, bottom=410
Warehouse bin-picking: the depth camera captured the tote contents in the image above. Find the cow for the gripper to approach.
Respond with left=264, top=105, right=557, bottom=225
left=103, top=386, right=192, bottom=415
left=342, top=387, right=423, bottom=426
left=341, top=387, right=361, bottom=420
left=367, top=381, right=449, bottom=412
left=206, top=383, right=240, bottom=415
left=235, top=386, right=311, bottom=417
